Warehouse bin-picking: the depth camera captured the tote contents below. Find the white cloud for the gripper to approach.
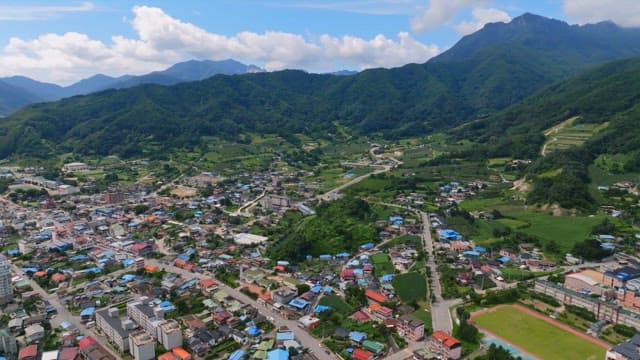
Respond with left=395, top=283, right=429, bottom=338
left=563, top=0, right=640, bottom=27
left=410, top=0, right=484, bottom=33
left=0, top=2, right=95, bottom=21
left=0, top=5, right=440, bottom=84
left=454, top=7, right=511, bottom=35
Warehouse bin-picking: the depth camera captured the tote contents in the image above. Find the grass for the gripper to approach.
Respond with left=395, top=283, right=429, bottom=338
left=411, top=309, right=433, bottom=334
left=371, top=253, right=395, bottom=276
left=474, top=306, right=606, bottom=360
left=319, top=295, right=354, bottom=316
left=500, top=211, right=606, bottom=253
left=392, top=272, right=427, bottom=303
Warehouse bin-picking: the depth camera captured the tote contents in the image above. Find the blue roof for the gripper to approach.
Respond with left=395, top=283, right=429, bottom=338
left=276, top=332, right=296, bottom=341
left=177, top=254, right=190, bottom=261
left=70, top=255, right=89, bottom=261
left=380, top=274, right=394, bottom=282
left=60, top=321, right=72, bottom=329
left=229, top=349, right=246, bottom=360
left=319, top=254, right=332, bottom=259
left=288, top=298, right=309, bottom=309
left=349, top=331, right=367, bottom=342
left=323, top=286, right=333, bottom=293
left=335, top=252, right=350, bottom=258
left=360, top=242, right=375, bottom=249
left=498, top=256, right=511, bottom=263
left=474, top=246, right=487, bottom=253
left=159, top=300, right=175, bottom=311
left=80, top=307, right=95, bottom=317
left=267, top=349, right=289, bottom=360
left=247, top=327, right=261, bottom=336
left=121, top=274, right=136, bottom=282
left=122, top=258, right=135, bottom=267
left=6, top=249, right=20, bottom=256
left=463, top=251, right=480, bottom=257
left=310, top=285, right=323, bottom=293
left=314, top=305, right=332, bottom=313
left=82, top=267, right=102, bottom=274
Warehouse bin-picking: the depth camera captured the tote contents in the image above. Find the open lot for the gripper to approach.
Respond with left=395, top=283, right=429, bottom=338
left=472, top=305, right=607, bottom=360
left=371, top=253, right=395, bottom=276
left=392, top=272, right=427, bottom=303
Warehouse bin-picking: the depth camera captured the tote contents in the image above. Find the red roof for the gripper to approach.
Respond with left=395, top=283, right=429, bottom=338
left=18, top=344, right=38, bottom=359
left=78, top=336, right=97, bottom=349
left=200, top=278, right=217, bottom=288
left=340, top=269, right=355, bottom=279
left=352, top=310, right=371, bottom=321
left=365, top=289, right=388, bottom=303
left=157, top=353, right=177, bottom=360
left=431, top=331, right=460, bottom=348
left=375, top=306, right=393, bottom=316
left=58, top=347, right=79, bottom=360
left=353, top=348, right=374, bottom=360
left=172, top=347, right=191, bottom=360
left=132, top=243, right=150, bottom=251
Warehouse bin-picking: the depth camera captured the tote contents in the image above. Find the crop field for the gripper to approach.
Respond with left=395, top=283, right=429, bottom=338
left=371, top=253, right=395, bottom=276
left=392, top=272, right=427, bottom=303
left=542, top=117, right=608, bottom=156
left=472, top=305, right=607, bottom=360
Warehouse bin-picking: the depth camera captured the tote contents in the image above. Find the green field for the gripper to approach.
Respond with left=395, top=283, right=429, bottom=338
left=474, top=306, right=606, bottom=360
left=501, top=211, right=606, bottom=252
left=392, top=272, right=427, bottom=303
left=411, top=309, right=433, bottom=334
left=319, top=295, right=354, bottom=316
left=371, top=253, right=395, bottom=276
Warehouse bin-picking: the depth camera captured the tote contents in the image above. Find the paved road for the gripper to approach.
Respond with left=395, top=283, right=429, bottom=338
left=145, top=259, right=333, bottom=360
left=9, top=264, right=121, bottom=359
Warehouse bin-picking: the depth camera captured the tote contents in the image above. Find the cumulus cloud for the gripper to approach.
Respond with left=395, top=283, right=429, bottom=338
left=0, top=5, right=440, bottom=85
left=411, top=0, right=484, bottom=33
left=564, top=0, right=640, bottom=27
left=454, top=7, right=511, bottom=35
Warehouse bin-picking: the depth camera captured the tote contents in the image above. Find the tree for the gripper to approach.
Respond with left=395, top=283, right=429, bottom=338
left=296, top=284, right=311, bottom=296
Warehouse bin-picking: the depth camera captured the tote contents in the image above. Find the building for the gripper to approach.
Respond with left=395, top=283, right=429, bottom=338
left=272, top=289, right=296, bottom=305
left=105, top=192, right=127, bottom=204
left=129, top=332, right=155, bottom=360
left=127, top=298, right=165, bottom=336
left=234, top=233, right=268, bottom=245
left=77, top=336, right=117, bottom=360
left=428, top=331, right=461, bottom=360
left=397, top=315, right=425, bottom=341
left=62, top=162, right=90, bottom=172
left=259, top=195, right=290, bottom=211
left=18, top=344, right=38, bottom=360
left=604, top=266, right=640, bottom=288
left=607, top=333, right=640, bottom=360
left=158, top=320, right=183, bottom=350
left=0, top=328, right=17, bottom=356
left=24, top=324, right=45, bottom=341
left=0, top=254, right=13, bottom=304
left=95, top=308, right=134, bottom=353
left=564, top=270, right=603, bottom=295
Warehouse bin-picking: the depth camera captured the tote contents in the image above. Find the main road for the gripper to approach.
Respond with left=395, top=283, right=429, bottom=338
left=145, top=259, right=333, bottom=360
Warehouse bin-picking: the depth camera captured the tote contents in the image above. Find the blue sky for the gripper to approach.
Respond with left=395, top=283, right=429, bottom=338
left=0, top=0, right=634, bottom=84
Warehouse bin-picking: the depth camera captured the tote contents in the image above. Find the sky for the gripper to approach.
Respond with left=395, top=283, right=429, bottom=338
left=0, top=0, right=637, bottom=85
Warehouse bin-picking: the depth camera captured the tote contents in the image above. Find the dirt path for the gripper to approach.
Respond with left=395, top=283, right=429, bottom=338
left=471, top=304, right=611, bottom=350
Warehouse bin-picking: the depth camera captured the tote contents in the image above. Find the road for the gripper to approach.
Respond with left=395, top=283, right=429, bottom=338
left=145, top=259, right=333, bottom=360
left=232, top=190, right=266, bottom=217
left=9, top=264, right=121, bottom=359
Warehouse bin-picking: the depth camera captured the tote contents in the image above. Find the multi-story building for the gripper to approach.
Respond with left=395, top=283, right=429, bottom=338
left=427, top=331, right=461, bottom=360
left=397, top=315, right=425, bottom=341
left=0, top=328, right=17, bottom=356
left=0, top=254, right=13, bottom=304
left=127, top=298, right=164, bottom=336
left=77, top=336, right=117, bottom=360
left=129, top=332, right=155, bottom=360
left=95, top=308, right=135, bottom=353
left=607, top=333, right=640, bottom=360
left=158, top=320, right=183, bottom=350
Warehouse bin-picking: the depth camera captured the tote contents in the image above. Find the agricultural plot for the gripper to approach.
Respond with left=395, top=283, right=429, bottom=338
left=473, top=305, right=607, bottom=360
left=371, top=253, right=395, bottom=276
left=542, top=117, right=608, bottom=156
left=319, top=295, right=354, bottom=316
left=392, top=272, right=427, bottom=303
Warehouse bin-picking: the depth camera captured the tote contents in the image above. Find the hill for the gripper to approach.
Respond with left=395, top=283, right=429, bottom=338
left=0, top=80, right=43, bottom=117
left=0, top=59, right=264, bottom=115
left=2, top=14, right=640, bottom=157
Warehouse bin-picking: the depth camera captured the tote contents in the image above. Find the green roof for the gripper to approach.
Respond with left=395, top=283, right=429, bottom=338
left=363, top=340, right=385, bottom=354
left=257, top=339, right=275, bottom=351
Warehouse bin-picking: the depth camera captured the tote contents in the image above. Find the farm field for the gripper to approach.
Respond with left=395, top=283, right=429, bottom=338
left=392, top=272, right=426, bottom=303
left=473, top=305, right=607, bottom=360
left=319, top=295, right=354, bottom=316
left=371, top=253, right=395, bottom=276
left=541, top=116, right=608, bottom=156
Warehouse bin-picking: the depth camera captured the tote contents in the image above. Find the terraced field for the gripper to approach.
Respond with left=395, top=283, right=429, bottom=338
left=541, top=117, right=608, bottom=156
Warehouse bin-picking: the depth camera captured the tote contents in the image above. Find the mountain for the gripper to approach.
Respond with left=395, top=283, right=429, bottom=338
left=0, top=80, right=43, bottom=116
left=0, top=59, right=264, bottom=115
left=2, top=14, right=640, bottom=158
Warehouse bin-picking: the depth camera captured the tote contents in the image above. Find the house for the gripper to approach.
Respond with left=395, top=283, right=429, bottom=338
left=607, top=333, right=640, bottom=360
left=349, top=331, right=367, bottom=344
left=18, top=344, right=38, bottom=360
left=24, top=324, right=45, bottom=341
left=365, top=289, right=388, bottom=304
left=267, top=348, right=289, bottom=360
left=352, top=348, right=374, bottom=360
left=397, top=315, right=425, bottom=341
left=363, top=340, right=385, bottom=354
left=428, top=331, right=461, bottom=360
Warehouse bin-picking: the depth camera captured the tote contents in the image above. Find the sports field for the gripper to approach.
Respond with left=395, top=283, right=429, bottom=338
left=472, top=305, right=607, bottom=360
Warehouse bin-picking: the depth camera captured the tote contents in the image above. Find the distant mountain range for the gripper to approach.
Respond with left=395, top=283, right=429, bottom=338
left=0, top=59, right=264, bottom=115
left=2, top=13, right=640, bottom=163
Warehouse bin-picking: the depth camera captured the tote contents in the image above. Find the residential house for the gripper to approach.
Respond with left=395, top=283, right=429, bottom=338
left=428, top=331, right=461, bottom=360
left=397, top=315, right=425, bottom=341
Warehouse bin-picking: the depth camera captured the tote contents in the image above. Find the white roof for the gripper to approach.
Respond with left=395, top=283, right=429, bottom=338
left=567, top=273, right=598, bottom=286
left=234, top=233, right=268, bottom=245
left=42, top=351, right=59, bottom=360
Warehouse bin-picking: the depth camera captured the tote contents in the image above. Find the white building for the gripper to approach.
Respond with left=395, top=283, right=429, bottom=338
left=0, top=254, right=13, bottom=304
left=129, top=332, right=155, bottom=360
left=0, top=328, right=17, bottom=356
left=62, top=162, right=90, bottom=172
left=127, top=298, right=164, bottom=336
left=158, top=320, right=183, bottom=350
left=234, top=233, right=268, bottom=245
left=96, top=308, right=135, bottom=353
